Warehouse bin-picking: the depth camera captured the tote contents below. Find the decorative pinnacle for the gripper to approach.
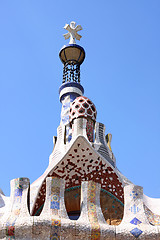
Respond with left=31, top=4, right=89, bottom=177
left=63, top=21, right=82, bottom=44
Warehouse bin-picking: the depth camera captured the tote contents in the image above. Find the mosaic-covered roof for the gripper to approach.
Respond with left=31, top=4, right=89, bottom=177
left=31, top=136, right=124, bottom=216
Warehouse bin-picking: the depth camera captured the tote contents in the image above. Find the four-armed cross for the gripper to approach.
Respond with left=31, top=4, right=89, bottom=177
left=63, top=21, right=82, bottom=44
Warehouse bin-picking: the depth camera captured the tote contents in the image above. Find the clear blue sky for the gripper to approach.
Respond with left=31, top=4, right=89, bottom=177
left=0, top=0, right=160, bottom=197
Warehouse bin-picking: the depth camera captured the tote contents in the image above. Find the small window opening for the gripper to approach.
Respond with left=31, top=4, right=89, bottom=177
left=64, top=187, right=81, bottom=220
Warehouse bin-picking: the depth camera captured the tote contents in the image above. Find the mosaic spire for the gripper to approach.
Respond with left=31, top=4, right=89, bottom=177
left=58, top=21, right=85, bottom=142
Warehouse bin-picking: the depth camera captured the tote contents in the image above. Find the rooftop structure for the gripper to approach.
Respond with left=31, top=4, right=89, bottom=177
left=0, top=21, right=160, bottom=239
